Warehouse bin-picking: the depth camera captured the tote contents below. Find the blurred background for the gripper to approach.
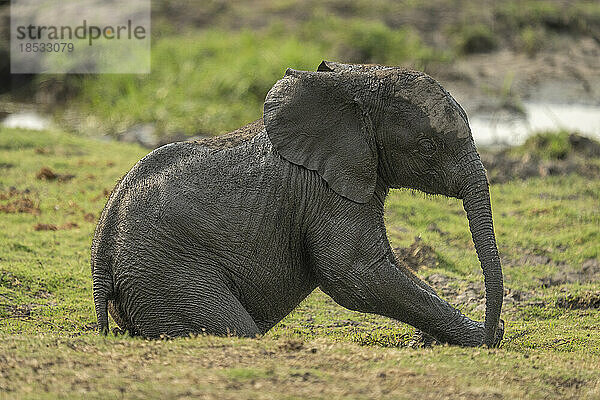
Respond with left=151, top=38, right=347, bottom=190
left=0, top=0, right=599, bottom=148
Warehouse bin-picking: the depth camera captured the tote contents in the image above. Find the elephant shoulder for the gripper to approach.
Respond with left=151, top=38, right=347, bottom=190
left=191, top=118, right=264, bottom=150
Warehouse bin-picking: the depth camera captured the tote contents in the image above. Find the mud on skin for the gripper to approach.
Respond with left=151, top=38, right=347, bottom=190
left=91, top=61, right=504, bottom=347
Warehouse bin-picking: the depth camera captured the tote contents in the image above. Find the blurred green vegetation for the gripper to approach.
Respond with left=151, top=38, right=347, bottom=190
left=519, top=131, right=574, bottom=160
left=512, top=130, right=600, bottom=160
left=495, top=1, right=600, bottom=37
left=3, top=0, right=595, bottom=137
left=66, top=17, right=440, bottom=137
left=451, top=24, right=498, bottom=55
left=71, top=30, right=327, bottom=136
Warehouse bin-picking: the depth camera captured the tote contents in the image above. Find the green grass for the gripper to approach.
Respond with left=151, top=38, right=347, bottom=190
left=1, top=127, right=600, bottom=398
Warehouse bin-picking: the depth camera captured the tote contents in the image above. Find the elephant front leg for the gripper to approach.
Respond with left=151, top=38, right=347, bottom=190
left=393, top=259, right=440, bottom=347
left=316, top=256, right=487, bottom=347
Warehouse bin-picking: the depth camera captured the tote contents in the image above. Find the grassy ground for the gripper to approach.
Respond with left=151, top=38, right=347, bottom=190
left=1, top=127, right=599, bottom=398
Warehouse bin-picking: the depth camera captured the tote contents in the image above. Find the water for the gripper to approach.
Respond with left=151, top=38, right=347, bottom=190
left=2, top=111, right=52, bottom=131
left=470, top=102, right=600, bottom=147
left=2, top=103, right=600, bottom=147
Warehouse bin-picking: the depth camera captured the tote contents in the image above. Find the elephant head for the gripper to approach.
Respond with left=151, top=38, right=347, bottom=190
left=263, top=61, right=503, bottom=347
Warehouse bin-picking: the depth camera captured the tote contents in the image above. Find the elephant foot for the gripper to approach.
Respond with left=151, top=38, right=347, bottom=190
left=111, top=327, right=128, bottom=336
left=491, top=319, right=505, bottom=348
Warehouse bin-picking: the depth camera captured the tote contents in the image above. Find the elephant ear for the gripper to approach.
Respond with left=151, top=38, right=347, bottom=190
left=317, top=60, right=339, bottom=71
left=264, top=69, right=378, bottom=204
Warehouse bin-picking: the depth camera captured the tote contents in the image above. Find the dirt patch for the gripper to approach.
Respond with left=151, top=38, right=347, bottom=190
left=0, top=190, right=40, bottom=214
left=34, top=289, right=52, bottom=299
left=395, top=245, right=596, bottom=309
left=568, top=134, right=600, bottom=158
left=278, top=338, right=304, bottom=352
left=481, top=133, right=600, bottom=184
left=83, top=212, right=97, bottom=223
left=1, top=304, right=31, bottom=318
left=0, top=271, right=53, bottom=301
left=36, top=167, right=75, bottom=182
left=426, top=222, right=449, bottom=237
left=425, top=273, right=532, bottom=311
left=539, top=259, right=600, bottom=288
left=0, top=187, right=31, bottom=200
left=499, top=248, right=599, bottom=289
left=0, top=270, right=24, bottom=289
left=546, top=376, right=587, bottom=391
left=81, top=322, right=99, bottom=332
left=91, top=188, right=112, bottom=202
left=351, top=330, right=412, bottom=348
left=515, top=253, right=563, bottom=267
left=556, top=292, right=600, bottom=310
left=502, top=247, right=567, bottom=267
left=60, top=221, right=79, bottom=229
left=327, top=319, right=361, bottom=328
left=425, top=273, right=460, bottom=296
left=33, top=222, right=79, bottom=231
left=393, top=237, right=440, bottom=272
left=36, top=166, right=57, bottom=180
left=393, top=240, right=534, bottom=309
left=34, top=223, right=57, bottom=231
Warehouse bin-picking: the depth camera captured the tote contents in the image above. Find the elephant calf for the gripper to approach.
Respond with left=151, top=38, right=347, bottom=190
left=91, top=61, right=504, bottom=347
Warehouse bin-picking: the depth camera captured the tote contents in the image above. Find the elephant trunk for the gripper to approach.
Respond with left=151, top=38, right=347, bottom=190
left=460, top=155, right=503, bottom=347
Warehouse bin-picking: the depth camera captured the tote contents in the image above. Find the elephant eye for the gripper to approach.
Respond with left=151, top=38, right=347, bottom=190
left=418, top=138, right=436, bottom=155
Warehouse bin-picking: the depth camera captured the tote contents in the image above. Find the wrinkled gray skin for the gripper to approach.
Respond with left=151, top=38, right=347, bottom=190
left=91, top=61, right=504, bottom=347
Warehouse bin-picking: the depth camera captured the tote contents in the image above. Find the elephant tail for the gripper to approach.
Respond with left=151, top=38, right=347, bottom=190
left=92, top=260, right=113, bottom=335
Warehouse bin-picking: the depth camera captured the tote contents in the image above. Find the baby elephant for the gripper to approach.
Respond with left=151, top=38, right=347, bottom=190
left=91, top=61, right=504, bottom=347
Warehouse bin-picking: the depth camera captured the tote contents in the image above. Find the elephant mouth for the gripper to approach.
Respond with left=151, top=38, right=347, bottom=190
left=406, top=169, right=451, bottom=197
